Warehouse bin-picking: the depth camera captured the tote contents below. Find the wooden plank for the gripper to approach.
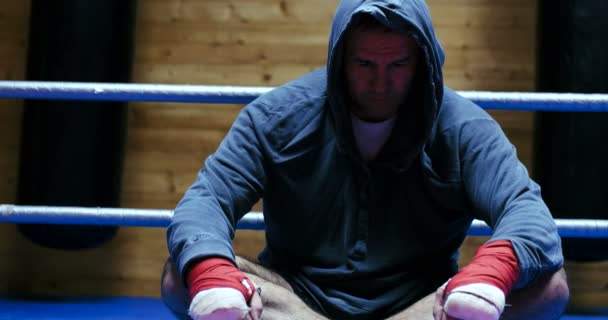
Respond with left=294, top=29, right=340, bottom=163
left=0, top=45, right=28, bottom=60
left=136, top=43, right=328, bottom=65
left=0, top=0, right=30, bottom=16
left=429, top=0, right=534, bottom=6
left=126, top=127, right=227, bottom=153
left=0, top=64, right=26, bottom=80
left=0, top=155, right=18, bottom=169
left=121, top=171, right=198, bottom=195
left=123, top=151, right=207, bottom=173
left=0, top=132, right=21, bottom=148
left=0, top=185, right=17, bottom=203
left=137, top=0, right=337, bottom=25
left=0, top=109, right=22, bottom=142
left=488, top=110, right=534, bottom=130
left=0, top=103, right=22, bottom=204
left=562, top=261, right=608, bottom=309
left=0, top=0, right=29, bottom=84
left=120, top=193, right=184, bottom=210
left=444, top=48, right=533, bottom=72
left=568, top=291, right=608, bottom=310
left=429, top=2, right=535, bottom=28
left=132, top=63, right=316, bottom=85
left=438, top=27, right=534, bottom=51
left=443, top=70, right=534, bottom=91
left=120, top=191, right=264, bottom=212
left=564, top=261, right=608, bottom=290
left=127, top=103, right=241, bottom=130
left=136, top=23, right=330, bottom=45
left=0, top=0, right=24, bottom=203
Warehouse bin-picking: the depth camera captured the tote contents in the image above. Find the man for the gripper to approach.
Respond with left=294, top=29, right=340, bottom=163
left=162, top=1, right=569, bottom=319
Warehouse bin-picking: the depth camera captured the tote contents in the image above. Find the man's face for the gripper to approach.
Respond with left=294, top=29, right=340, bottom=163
left=344, top=28, right=419, bottom=122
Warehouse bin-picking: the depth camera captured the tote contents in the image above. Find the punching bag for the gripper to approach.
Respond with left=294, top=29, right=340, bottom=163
left=535, top=0, right=608, bottom=261
left=17, top=0, right=137, bottom=249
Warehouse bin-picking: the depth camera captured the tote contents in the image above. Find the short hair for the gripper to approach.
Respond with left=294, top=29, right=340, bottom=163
left=350, top=12, right=419, bottom=36
left=350, top=13, right=395, bottom=34
left=345, top=13, right=419, bottom=52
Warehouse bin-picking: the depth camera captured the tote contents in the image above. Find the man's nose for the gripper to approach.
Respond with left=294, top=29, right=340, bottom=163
left=372, top=67, right=389, bottom=93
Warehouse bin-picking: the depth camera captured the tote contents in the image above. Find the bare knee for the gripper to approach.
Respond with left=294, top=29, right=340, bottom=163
left=543, top=268, right=570, bottom=309
left=161, top=258, right=185, bottom=297
left=534, top=268, right=570, bottom=319
left=161, top=258, right=190, bottom=319
left=505, top=268, right=569, bottom=319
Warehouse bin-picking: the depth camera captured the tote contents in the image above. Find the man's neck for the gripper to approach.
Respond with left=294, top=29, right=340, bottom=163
left=350, top=113, right=397, bottom=163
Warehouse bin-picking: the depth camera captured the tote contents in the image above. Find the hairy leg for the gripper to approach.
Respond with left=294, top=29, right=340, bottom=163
left=386, top=292, right=436, bottom=320
left=235, top=256, right=328, bottom=320
left=161, top=257, right=328, bottom=320
left=235, top=256, right=293, bottom=291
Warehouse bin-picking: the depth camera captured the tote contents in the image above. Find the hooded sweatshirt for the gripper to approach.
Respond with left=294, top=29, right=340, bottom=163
left=167, top=1, right=564, bottom=319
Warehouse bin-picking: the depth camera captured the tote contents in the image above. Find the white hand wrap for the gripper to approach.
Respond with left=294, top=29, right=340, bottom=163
left=444, top=283, right=505, bottom=320
left=188, top=287, right=250, bottom=320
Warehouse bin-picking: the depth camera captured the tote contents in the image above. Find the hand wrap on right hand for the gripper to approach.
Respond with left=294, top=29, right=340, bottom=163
left=187, top=258, right=256, bottom=320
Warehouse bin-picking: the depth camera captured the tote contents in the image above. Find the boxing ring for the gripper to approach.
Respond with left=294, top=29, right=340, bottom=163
left=1, top=80, right=608, bottom=319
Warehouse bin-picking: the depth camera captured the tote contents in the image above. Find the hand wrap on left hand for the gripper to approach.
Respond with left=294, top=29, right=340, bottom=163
left=443, top=240, right=520, bottom=320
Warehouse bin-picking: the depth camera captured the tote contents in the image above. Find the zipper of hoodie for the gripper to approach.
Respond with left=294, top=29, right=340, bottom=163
left=349, top=158, right=371, bottom=260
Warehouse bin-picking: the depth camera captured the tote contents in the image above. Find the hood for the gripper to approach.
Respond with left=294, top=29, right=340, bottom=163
left=326, top=0, right=445, bottom=169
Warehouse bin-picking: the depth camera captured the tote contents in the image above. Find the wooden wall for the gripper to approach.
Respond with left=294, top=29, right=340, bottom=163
left=0, top=0, right=27, bottom=205
left=0, top=0, right=605, bottom=310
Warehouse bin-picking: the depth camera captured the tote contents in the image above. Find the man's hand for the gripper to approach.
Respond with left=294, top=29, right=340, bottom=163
left=433, top=240, right=519, bottom=320
left=188, top=287, right=263, bottom=320
left=433, top=282, right=505, bottom=320
left=187, top=258, right=264, bottom=320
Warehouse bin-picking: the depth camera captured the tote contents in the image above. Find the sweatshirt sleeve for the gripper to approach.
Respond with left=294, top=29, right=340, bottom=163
left=458, top=118, right=564, bottom=289
left=166, top=102, right=268, bottom=279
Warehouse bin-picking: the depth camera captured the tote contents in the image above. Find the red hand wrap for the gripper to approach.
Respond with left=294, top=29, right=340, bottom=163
left=186, top=257, right=256, bottom=302
left=446, top=240, right=520, bottom=296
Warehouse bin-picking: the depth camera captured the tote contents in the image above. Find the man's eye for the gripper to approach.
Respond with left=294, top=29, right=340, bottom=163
left=356, top=59, right=371, bottom=66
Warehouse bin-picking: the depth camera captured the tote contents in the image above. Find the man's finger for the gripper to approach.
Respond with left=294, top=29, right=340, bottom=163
left=433, top=284, right=458, bottom=320
left=433, top=286, right=445, bottom=319
left=248, top=288, right=263, bottom=320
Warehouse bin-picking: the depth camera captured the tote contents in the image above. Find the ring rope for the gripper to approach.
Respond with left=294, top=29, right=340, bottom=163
left=1, top=81, right=608, bottom=111
left=1, top=204, right=607, bottom=238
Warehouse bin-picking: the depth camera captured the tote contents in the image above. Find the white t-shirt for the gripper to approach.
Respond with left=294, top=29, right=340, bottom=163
left=350, top=113, right=397, bottom=163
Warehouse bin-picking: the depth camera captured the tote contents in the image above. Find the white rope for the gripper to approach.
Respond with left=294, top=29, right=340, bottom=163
left=1, top=81, right=608, bottom=111
left=1, top=204, right=607, bottom=238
